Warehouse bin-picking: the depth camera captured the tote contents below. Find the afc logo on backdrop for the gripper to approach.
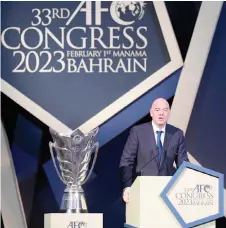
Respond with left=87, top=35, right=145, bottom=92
left=67, top=1, right=146, bottom=26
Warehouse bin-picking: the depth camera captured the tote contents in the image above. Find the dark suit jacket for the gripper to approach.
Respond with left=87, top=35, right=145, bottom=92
left=119, top=122, right=189, bottom=188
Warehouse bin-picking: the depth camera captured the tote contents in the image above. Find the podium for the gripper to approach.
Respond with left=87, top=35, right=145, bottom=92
left=44, top=213, right=103, bottom=228
left=125, top=176, right=216, bottom=228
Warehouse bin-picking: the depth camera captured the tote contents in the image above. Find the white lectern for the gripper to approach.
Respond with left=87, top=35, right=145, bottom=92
left=125, top=176, right=216, bottom=228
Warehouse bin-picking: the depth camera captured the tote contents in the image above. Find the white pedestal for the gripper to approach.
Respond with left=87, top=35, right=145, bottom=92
left=44, top=213, right=103, bottom=228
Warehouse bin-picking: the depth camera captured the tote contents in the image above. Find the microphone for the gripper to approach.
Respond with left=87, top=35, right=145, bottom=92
left=139, top=147, right=159, bottom=176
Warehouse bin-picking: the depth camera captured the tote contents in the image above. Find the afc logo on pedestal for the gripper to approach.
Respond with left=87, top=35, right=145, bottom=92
left=67, top=221, right=87, bottom=228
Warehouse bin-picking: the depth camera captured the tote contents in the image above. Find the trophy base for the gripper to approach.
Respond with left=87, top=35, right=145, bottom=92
left=59, top=208, right=88, bottom=213
left=60, top=185, right=88, bottom=213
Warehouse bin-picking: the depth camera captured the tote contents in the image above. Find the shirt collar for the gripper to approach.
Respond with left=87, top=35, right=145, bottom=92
left=152, top=121, right=166, bottom=134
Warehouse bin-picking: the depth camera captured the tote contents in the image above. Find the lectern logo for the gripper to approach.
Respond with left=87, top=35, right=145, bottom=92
left=67, top=221, right=87, bottom=228
left=175, top=184, right=214, bottom=206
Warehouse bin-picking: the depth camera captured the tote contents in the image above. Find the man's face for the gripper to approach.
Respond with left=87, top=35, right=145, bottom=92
left=150, top=99, right=170, bottom=127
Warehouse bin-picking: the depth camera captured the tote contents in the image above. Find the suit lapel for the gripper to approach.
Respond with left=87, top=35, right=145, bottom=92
left=160, top=124, right=173, bottom=168
left=148, top=123, right=159, bottom=168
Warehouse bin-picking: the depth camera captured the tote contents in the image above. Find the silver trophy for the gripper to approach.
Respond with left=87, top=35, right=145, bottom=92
left=49, top=127, right=99, bottom=213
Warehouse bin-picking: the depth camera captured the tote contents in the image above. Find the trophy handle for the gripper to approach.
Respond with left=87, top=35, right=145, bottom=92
left=49, top=142, right=67, bottom=185
left=81, top=141, right=99, bottom=185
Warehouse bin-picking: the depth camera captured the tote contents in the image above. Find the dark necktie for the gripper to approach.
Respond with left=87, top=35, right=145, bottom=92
left=156, top=131, right=163, bottom=162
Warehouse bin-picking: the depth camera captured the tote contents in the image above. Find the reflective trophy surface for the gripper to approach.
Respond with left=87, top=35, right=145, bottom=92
left=49, top=127, right=99, bottom=213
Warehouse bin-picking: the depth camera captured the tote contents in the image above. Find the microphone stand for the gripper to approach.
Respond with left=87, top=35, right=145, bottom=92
left=139, top=147, right=159, bottom=176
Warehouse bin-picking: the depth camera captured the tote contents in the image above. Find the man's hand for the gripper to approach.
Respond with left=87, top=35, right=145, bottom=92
left=122, top=187, right=131, bottom=203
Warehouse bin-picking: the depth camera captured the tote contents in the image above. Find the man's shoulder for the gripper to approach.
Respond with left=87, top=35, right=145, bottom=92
left=131, top=122, right=152, bottom=132
left=166, top=124, right=183, bottom=135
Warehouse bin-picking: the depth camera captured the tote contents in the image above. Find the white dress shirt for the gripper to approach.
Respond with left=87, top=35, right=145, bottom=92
left=151, top=121, right=166, bottom=146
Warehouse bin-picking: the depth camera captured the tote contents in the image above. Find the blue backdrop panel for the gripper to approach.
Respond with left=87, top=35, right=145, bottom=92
left=10, top=115, right=42, bottom=224
left=1, top=1, right=170, bottom=129
left=186, top=3, right=226, bottom=188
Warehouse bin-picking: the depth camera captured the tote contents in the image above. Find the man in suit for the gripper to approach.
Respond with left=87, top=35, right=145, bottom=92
left=119, top=98, right=189, bottom=203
